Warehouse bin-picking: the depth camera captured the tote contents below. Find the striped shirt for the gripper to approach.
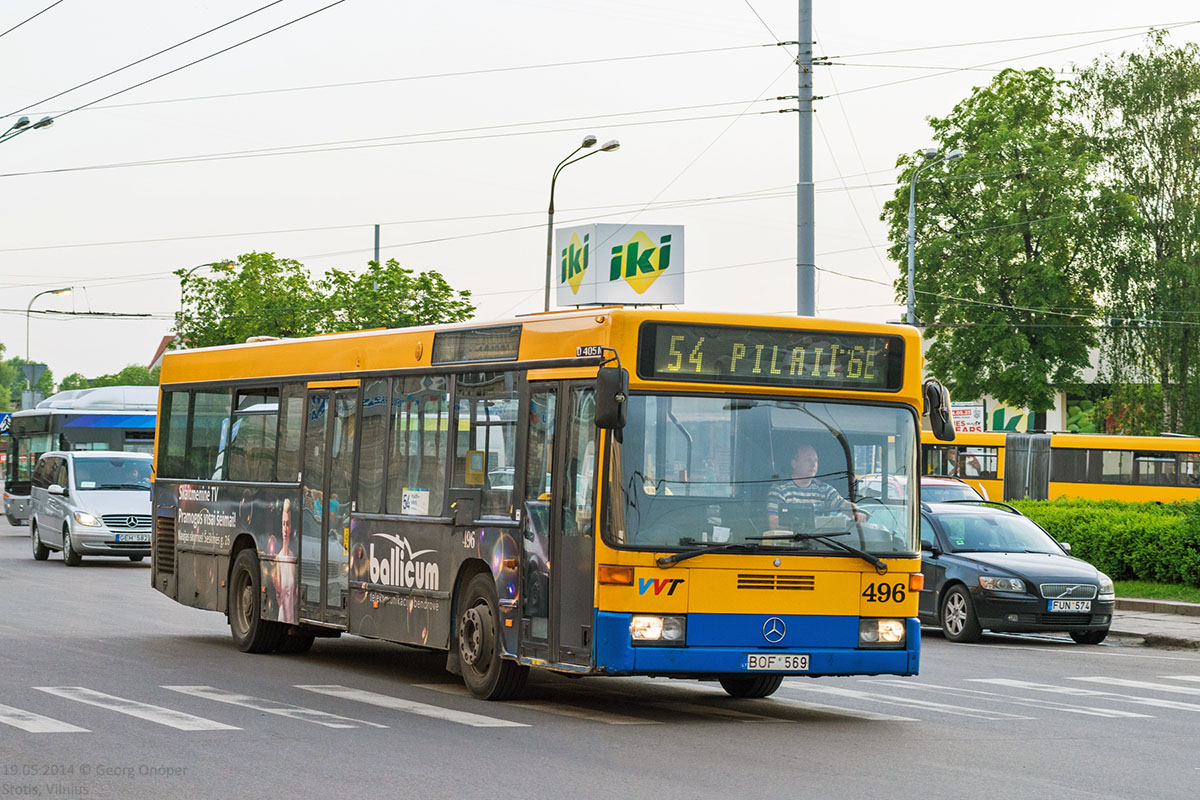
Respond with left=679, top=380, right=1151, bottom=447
left=766, top=479, right=847, bottom=520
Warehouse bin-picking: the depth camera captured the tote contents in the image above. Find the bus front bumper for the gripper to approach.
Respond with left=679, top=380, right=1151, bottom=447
left=594, top=612, right=920, bottom=677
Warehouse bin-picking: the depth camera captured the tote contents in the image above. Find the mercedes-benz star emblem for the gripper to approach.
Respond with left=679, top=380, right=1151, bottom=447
left=762, top=617, right=786, bottom=644
left=126, top=517, right=139, bottom=528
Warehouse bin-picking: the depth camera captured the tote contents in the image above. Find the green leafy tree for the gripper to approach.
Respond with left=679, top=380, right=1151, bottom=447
left=4, top=356, right=54, bottom=406
left=87, top=365, right=160, bottom=388
left=318, top=259, right=474, bottom=333
left=175, top=252, right=325, bottom=349
left=0, top=344, right=14, bottom=410
left=176, top=253, right=475, bottom=348
left=1075, top=32, right=1200, bottom=434
left=58, top=373, right=89, bottom=391
left=882, top=67, right=1129, bottom=413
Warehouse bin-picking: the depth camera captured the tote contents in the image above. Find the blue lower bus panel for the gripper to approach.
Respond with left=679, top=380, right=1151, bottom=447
left=594, top=612, right=920, bottom=677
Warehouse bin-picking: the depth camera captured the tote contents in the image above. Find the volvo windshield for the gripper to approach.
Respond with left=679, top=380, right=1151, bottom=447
left=608, top=395, right=918, bottom=556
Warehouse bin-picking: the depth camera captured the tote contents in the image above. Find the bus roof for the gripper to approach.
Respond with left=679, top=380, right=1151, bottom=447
left=16, top=385, right=158, bottom=416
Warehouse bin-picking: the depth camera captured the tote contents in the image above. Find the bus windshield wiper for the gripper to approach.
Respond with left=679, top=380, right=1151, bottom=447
left=748, top=531, right=888, bottom=574
left=657, top=538, right=761, bottom=567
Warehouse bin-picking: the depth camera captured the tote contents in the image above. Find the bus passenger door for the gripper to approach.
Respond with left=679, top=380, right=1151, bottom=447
left=300, top=387, right=357, bottom=627
left=520, top=382, right=597, bottom=667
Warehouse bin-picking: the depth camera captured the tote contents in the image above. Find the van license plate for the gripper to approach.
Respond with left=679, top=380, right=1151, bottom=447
left=116, top=533, right=150, bottom=543
left=1048, top=600, right=1091, bottom=612
left=746, top=654, right=808, bottom=671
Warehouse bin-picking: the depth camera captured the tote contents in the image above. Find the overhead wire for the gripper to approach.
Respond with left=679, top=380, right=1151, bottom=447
left=0, top=0, right=64, bottom=42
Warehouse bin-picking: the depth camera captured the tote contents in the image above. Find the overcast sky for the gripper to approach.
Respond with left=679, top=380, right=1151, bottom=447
left=3, top=1, right=1198, bottom=381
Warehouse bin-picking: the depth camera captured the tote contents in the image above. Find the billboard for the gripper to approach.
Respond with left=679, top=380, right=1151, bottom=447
left=555, top=223, right=684, bottom=307
left=951, top=402, right=985, bottom=433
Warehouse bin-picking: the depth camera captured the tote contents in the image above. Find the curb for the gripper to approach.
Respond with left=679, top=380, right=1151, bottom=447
left=1116, top=597, right=1200, bottom=617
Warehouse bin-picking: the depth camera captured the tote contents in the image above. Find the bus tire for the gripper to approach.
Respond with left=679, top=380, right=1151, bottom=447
left=62, top=528, right=82, bottom=566
left=276, top=630, right=316, bottom=654
left=457, top=573, right=528, bottom=700
left=940, top=585, right=982, bottom=643
left=229, top=549, right=284, bottom=653
left=31, top=522, right=49, bottom=561
left=718, top=674, right=784, bottom=698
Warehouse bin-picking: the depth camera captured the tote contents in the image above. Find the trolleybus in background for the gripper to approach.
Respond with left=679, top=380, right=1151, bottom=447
left=4, top=386, right=157, bottom=525
left=151, top=310, right=953, bottom=700
left=923, top=430, right=1200, bottom=502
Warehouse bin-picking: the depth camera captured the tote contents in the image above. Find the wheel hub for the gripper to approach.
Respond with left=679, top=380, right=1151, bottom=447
left=460, top=604, right=492, bottom=668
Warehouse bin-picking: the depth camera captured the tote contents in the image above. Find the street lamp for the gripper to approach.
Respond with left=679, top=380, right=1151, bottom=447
left=543, top=135, right=620, bottom=312
left=1, top=115, right=54, bottom=144
left=25, top=287, right=72, bottom=389
left=907, top=147, right=964, bottom=325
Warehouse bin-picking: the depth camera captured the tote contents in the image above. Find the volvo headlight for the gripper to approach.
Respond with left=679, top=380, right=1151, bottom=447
left=74, top=511, right=103, bottom=527
left=859, top=618, right=906, bottom=648
left=1098, top=573, right=1115, bottom=601
left=630, top=615, right=686, bottom=645
left=979, top=575, right=1025, bottom=593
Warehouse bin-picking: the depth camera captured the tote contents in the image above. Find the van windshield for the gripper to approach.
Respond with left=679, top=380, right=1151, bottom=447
left=74, top=458, right=152, bottom=491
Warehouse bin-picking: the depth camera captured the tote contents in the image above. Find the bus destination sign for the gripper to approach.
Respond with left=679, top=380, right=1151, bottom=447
left=638, top=322, right=904, bottom=391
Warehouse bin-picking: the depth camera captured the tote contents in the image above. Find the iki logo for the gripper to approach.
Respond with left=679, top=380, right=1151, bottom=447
left=560, top=232, right=589, bottom=294
left=638, top=577, right=685, bottom=596
left=610, top=230, right=672, bottom=295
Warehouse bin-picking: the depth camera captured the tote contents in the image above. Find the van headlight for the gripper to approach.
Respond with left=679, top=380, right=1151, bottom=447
left=73, top=511, right=103, bottom=527
left=631, top=615, right=686, bottom=646
left=859, top=618, right=906, bottom=648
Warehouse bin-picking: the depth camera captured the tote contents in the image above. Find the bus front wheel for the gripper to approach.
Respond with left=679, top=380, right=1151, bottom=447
left=719, top=674, right=784, bottom=698
left=229, top=549, right=284, bottom=653
left=457, top=573, right=528, bottom=700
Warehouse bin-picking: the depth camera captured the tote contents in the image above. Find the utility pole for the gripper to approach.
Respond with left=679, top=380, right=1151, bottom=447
left=374, top=223, right=380, bottom=291
left=796, top=0, right=815, bottom=317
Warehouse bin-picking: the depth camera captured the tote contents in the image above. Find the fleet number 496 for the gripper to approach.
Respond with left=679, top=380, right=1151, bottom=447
left=861, top=582, right=906, bottom=602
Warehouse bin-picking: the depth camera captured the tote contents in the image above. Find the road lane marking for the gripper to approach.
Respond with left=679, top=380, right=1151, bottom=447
left=35, top=687, right=239, bottom=731
left=414, top=683, right=659, bottom=724
left=163, top=685, right=387, bottom=729
left=781, top=681, right=1033, bottom=720
left=297, top=685, right=527, bottom=728
left=971, top=678, right=1200, bottom=713
left=648, top=701, right=789, bottom=721
left=1072, top=677, right=1200, bottom=696
left=865, top=679, right=1153, bottom=718
left=0, top=703, right=90, bottom=733
left=751, top=695, right=918, bottom=722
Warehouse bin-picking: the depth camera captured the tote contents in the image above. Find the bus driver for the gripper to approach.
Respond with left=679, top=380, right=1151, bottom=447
left=767, top=443, right=866, bottom=530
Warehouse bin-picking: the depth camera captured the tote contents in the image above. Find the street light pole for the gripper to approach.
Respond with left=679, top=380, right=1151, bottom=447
left=907, top=147, right=964, bottom=325
left=176, top=260, right=235, bottom=329
left=543, top=135, right=620, bottom=312
left=25, top=287, right=72, bottom=389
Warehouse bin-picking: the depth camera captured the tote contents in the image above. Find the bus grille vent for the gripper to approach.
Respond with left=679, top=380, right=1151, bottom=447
left=737, top=573, right=815, bottom=591
left=155, top=517, right=176, bottom=574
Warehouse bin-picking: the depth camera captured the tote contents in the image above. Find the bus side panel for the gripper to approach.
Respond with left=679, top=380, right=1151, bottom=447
left=176, top=551, right=229, bottom=612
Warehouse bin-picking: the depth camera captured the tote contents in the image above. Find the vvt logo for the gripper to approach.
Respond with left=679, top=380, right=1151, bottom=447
left=610, top=230, right=672, bottom=295
left=560, top=232, right=589, bottom=294
left=638, top=577, right=685, bottom=596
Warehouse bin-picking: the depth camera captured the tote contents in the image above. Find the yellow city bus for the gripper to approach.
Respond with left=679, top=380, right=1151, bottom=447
left=152, top=309, right=952, bottom=700
left=923, top=431, right=1200, bottom=502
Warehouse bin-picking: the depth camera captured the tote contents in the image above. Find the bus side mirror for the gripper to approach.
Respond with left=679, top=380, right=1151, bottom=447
left=924, top=380, right=955, bottom=442
left=595, top=367, right=629, bottom=431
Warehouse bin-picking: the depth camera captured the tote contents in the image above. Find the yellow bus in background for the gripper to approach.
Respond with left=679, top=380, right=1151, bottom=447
left=923, top=431, right=1200, bottom=502
left=152, top=309, right=952, bottom=700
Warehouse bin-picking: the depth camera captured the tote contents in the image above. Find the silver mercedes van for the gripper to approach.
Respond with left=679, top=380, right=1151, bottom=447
left=29, top=451, right=153, bottom=565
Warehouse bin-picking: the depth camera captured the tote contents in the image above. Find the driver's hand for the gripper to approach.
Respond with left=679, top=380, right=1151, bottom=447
left=852, top=509, right=869, bottom=522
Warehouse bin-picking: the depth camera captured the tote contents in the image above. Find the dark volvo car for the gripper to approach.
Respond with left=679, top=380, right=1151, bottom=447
left=918, top=501, right=1114, bottom=644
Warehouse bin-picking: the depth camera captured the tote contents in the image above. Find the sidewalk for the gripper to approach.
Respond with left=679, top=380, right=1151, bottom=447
left=1112, top=598, right=1200, bottom=648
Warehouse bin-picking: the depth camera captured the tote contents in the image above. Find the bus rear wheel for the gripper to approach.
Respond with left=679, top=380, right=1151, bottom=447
left=229, top=549, right=284, bottom=653
left=719, top=675, right=784, bottom=698
left=457, top=573, right=528, bottom=700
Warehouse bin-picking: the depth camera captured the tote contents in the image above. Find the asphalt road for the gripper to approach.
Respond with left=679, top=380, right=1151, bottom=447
left=2, top=517, right=1199, bottom=800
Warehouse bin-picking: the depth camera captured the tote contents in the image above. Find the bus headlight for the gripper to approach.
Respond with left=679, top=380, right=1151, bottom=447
left=859, top=619, right=905, bottom=648
left=74, top=511, right=103, bottom=527
left=631, top=615, right=686, bottom=646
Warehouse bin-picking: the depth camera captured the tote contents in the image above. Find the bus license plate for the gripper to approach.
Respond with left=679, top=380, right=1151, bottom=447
left=746, top=654, right=808, bottom=671
left=1048, top=600, right=1091, bottom=612
left=116, top=533, right=150, bottom=543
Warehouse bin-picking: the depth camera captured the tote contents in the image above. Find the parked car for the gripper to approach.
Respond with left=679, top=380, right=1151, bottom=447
left=29, top=451, right=153, bottom=566
left=918, top=500, right=1114, bottom=644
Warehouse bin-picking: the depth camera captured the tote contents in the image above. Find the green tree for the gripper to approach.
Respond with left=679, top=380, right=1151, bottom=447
left=87, top=365, right=160, bottom=388
left=58, top=373, right=89, bottom=391
left=318, top=259, right=474, bottom=332
left=0, top=344, right=14, bottom=410
left=1075, top=32, right=1200, bottom=434
left=4, top=356, right=54, bottom=406
left=176, top=252, right=475, bottom=347
left=882, top=67, right=1127, bottom=412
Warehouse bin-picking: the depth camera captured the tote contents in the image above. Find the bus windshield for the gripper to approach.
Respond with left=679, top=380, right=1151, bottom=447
left=611, top=394, right=918, bottom=555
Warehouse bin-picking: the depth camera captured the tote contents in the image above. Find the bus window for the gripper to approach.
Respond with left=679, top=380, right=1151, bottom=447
left=228, top=388, right=280, bottom=483
left=386, top=375, right=451, bottom=517
left=189, top=390, right=232, bottom=480
left=1099, top=450, right=1133, bottom=484
left=453, top=373, right=518, bottom=517
left=358, top=379, right=389, bottom=513
left=1050, top=448, right=1087, bottom=483
left=1135, top=452, right=1178, bottom=486
left=561, top=387, right=596, bottom=538
left=276, top=382, right=305, bottom=483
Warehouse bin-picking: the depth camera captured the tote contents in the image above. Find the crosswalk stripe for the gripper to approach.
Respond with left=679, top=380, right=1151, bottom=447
left=865, top=679, right=1153, bottom=718
left=414, top=684, right=660, bottom=725
left=649, top=701, right=788, bottom=721
left=757, top=694, right=918, bottom=722
left=0, top=703, right=90, bottom=733
left=1072, top=677, right=1200, bottom=696
left=34, top=687, right=239, bottom=731
left=163, top=686, right=387, bottom=729
left=297, top=685, right=528, bottom=728
left=781, top=681, right=1033, bottom=720
left=971, top=678, right=1200, bottom=713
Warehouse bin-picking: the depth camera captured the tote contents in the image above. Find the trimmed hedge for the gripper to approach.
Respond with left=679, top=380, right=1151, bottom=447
left=1009, top=499, right=1200, bottom=588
